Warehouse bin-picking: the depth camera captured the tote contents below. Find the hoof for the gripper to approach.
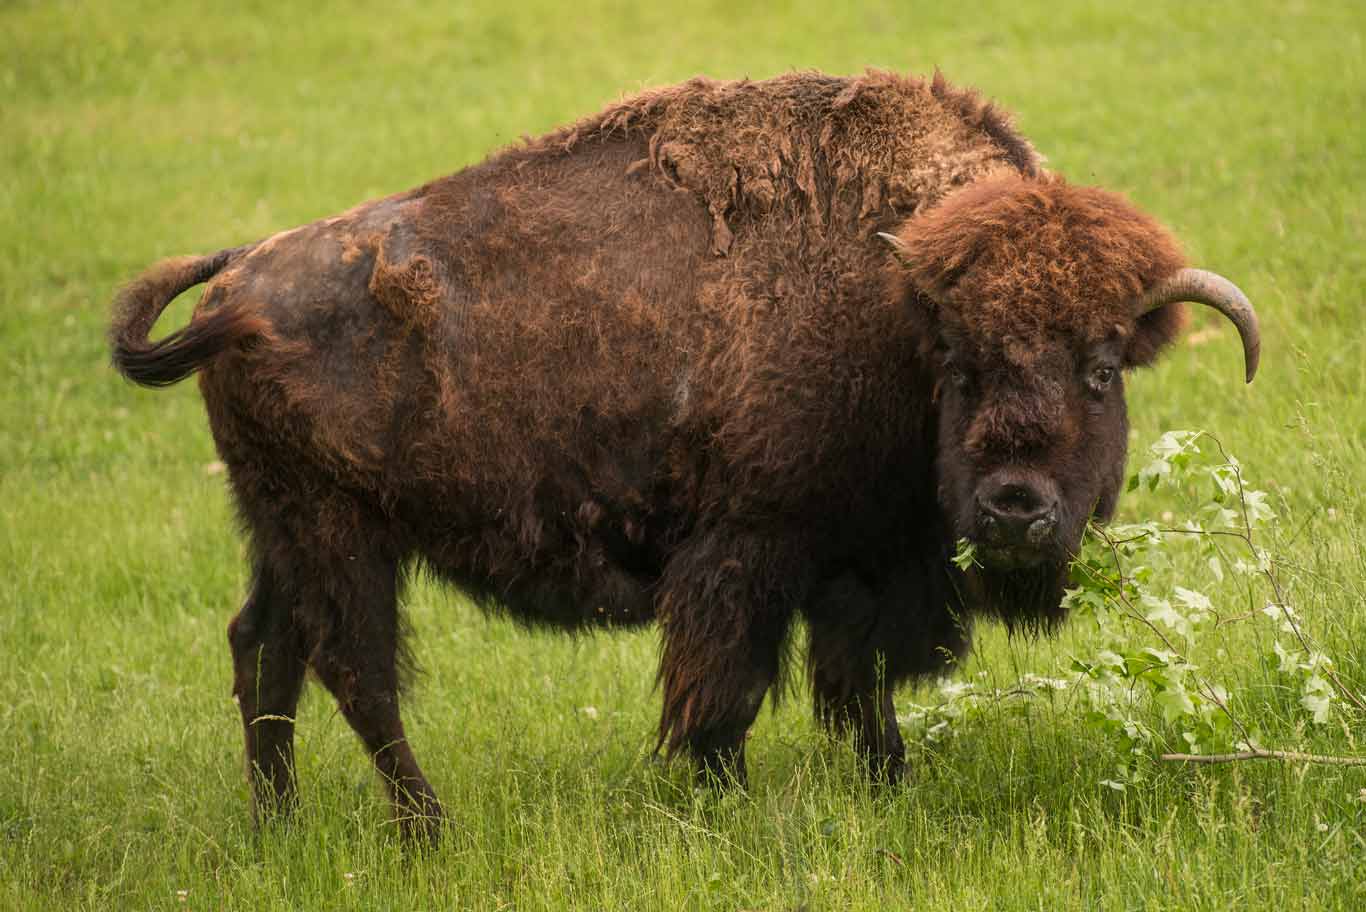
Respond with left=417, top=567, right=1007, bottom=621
left=395, top=786, right=445, bottom=845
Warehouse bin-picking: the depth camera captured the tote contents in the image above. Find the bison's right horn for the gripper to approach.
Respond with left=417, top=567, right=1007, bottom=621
left=1134, top=268, right=1261, bottom=383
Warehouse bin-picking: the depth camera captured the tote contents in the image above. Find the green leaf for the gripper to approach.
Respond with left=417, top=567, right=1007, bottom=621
left=1301, top=676, right=1334, bottom=724
left=1272, top=640, right=1299, bottom=673
left=1142, top=596, right=1190, bottom=639
left=1155, top=684, right=1196, bottom=722
left=1301, top=690, right=1332, bottom=724
left=951, top=538, right=980, bottom=571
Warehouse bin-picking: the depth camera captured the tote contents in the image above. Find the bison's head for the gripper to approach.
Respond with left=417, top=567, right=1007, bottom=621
left=883, top=173, right=1258, bottom=623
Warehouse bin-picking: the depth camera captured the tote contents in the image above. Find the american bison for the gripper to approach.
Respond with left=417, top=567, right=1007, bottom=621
left=110, top=70, right=1259, bottom=838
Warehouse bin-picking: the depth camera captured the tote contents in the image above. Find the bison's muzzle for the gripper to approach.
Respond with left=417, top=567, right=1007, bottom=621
left=972, top=473, right=1063, bottom=569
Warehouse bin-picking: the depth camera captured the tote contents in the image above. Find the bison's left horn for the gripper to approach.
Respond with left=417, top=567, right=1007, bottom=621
left=1134, top=268, right=1261, bottom=383
left=877, top=231, right=913, bottom=267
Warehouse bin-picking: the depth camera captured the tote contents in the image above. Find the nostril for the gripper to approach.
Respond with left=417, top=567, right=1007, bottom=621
left=987, top=483, right=1045, bottom=519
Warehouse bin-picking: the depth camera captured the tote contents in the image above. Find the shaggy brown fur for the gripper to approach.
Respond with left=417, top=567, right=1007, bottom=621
left=890, top=171, right=1187, bottom=365
left=108, top=70, right=1232, bottom=839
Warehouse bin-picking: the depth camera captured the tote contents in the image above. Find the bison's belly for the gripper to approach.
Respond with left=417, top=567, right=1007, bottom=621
left=407, top=480, right=667, bottom=630
left=394, top=389, right=685, bottom=629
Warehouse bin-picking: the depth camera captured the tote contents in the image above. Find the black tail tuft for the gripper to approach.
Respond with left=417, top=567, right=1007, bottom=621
left=112, top=305, right=265, bottom=387
left=109, top=245, right=261, bottom=388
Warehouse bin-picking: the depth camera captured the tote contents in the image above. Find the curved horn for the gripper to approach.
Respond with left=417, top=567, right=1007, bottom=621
left=877, top=231, right=912, bottom=267
left=1134, top=268, right=1261, bottom=383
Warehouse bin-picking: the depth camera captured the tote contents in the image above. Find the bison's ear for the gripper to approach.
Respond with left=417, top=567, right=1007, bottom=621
left=1123, top=302, right=1187, bottom=369
left=877, top=224, right=982, bottom=301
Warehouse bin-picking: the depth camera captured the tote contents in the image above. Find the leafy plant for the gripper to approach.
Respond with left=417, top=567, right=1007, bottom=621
left=906, top=430, right=1366, bottom=784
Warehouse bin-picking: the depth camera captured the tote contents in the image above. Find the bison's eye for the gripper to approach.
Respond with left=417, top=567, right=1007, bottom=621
left=1087, top=365, right=1117, bottom=394
left=947, top=364, right=970, bottom=391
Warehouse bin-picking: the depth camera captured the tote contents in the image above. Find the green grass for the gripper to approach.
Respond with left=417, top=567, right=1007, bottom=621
left=3, top=0, right=1364, bottom=908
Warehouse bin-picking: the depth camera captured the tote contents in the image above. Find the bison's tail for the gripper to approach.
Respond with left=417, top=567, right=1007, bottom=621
left=109, top=244, right=263, bottom=388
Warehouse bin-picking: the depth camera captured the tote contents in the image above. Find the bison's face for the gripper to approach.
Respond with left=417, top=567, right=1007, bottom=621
left=884, top=172, right=1258, bottom=586
left=932, top=329, right=1131, bottom=570
left=934, top=327, right=1147, bottom=570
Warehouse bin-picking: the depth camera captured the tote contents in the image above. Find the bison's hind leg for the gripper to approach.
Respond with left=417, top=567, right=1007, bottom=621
left=233, top=497, right=442, bottom=842
left=297, top=539, right=444, bottom=842
left=228, top=559, right=308, bottom=821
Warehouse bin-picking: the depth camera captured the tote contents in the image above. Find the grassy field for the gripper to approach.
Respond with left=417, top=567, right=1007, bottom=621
left=3, top=0, right=1364, bottom=908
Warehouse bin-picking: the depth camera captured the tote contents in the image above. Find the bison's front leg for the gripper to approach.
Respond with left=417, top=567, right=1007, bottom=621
left=804, top=566, right=970, bottom=782
left=656, top=529, right=809, bottom=787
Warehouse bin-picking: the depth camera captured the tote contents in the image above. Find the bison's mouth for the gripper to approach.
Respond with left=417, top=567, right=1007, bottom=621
left=975, top=541, right=1055, bottom=571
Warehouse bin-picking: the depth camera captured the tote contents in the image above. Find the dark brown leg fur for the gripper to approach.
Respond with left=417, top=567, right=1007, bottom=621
left=228, top=561, right=307, bottom=820
left=656, top=528, right=808, bottom=788
left=302, top=548, right=443, bottom=842
left=809, top=665, right=905, bottom=782
left=678, top=638, right=780, bottom=788
left=804, top=568, right=969, bottom=782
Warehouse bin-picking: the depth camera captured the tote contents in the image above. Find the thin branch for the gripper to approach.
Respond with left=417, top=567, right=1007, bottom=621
left=1161, top=750, right=1366, bottom=767
left=1202, top=434, right=1366, bottom=715
left=1087, top=523, right=1255, bottom=745
left=1213, top=610, right=1262, bottom=628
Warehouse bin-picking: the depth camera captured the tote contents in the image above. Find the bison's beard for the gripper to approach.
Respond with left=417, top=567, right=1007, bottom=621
left=959, top=561, right=1070, bottom=634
